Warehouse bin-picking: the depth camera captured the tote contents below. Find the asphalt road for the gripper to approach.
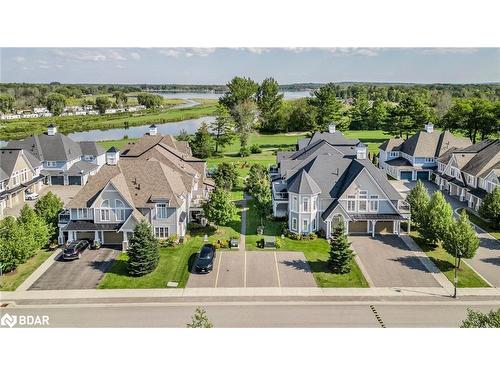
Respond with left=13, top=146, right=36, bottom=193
left=3, top=301, right=499, bottom=327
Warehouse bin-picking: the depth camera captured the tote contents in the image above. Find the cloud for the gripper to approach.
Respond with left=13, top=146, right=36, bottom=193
left=52, top=49, right=127, bottom=62
left=326, top=48, right=381, bottom=57
left=14, top=56, right=26, bottom=63
left=420, top=48, right=479, bottom=55
left=158, top=49, right=182, bottom=58
left=242, top=48, right=271, bottom=54
left=159, top=48, right=216, bottom=58
left=130, top=52, right=141, bottom=60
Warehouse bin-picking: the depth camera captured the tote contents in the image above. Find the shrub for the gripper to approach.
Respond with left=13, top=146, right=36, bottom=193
left=212, top=239, right=229, bottom=249
left=250, top=144, right=262, bottom=154
left=284, top=229, right=302, bottom=240
left=315, top=229, right=326, bottom=238
left=160, top=235, right=179, bottom=248
left=239, top=146, right=251, bottom=157
left=307, top=232, right=318, bottom=240
left=275, top=238, right=282, bottom=249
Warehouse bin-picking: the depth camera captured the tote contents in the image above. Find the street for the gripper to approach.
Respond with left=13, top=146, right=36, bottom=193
left=2, top=300, right=499, bottom=327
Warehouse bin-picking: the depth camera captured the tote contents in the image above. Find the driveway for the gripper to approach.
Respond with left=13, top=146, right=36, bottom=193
left=186, top=250, right=316, bottom=288
left=392, top=180, right=500, bottom=287
left=350, top=235, right=441, bottom=287
left=3, top=184, right=83, bottom=217
left=29, top=247, right=121, bottom=290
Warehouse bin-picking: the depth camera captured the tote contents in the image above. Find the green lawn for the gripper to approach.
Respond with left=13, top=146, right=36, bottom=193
left=410, top=231, right=490, bottom=288
left=244, top=201, right=368, bottom=287
left=98, top=209, right=241, bottom=289
left=459, top=208, right=500, bottom=240
left=0, top=248, right=54, bottom=291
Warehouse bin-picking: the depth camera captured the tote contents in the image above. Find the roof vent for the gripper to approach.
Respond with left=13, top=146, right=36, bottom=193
left=424, top=122, right=434, bottom=133
left=149, top=125, right=158, bottom=136
left=328, top=122, right=336, bottom=133
left=47, top=124, right=57, bottom=136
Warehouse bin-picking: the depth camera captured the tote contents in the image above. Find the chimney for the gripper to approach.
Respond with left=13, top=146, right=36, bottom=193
left=328, top=122, right=336, bottom=133
left=148, top=124, right=158, bottom=136
left=424, top=122, right=434, bottom=133
left=47, top=124, right=57, bottom=136
left=356, top=142, right=367, bottom=160
left=106, top=146, right=120, bottom=165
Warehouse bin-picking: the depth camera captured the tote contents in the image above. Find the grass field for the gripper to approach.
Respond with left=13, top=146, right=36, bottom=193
left=98, top=208, right=241, bottom=289
left=244, top=201, right=368, bottom=287
left=0, top=248, right=54, bottom=291
left=459, top=208, right=500, bottom=240
left=410, top=231, right=490, bottom=288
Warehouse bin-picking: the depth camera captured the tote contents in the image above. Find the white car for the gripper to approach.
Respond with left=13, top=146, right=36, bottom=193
left=25, top=191, right=39, bottom=201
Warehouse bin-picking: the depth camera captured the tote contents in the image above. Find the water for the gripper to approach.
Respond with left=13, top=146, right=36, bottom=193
left=156, top=90, right=312, bottom=100
left=67, top=116, right=215, bottom=143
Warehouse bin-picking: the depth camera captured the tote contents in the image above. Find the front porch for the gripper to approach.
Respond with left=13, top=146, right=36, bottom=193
left=324, top=213, right=411, bottom=238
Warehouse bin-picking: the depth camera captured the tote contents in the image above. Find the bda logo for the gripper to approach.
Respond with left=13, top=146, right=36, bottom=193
left=0, top=313, right=17, bottom=328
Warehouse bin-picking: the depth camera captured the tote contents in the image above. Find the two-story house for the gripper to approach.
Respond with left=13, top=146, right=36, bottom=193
left=378, top=123, right=472, bottom=181
left=434, top=139, right=500, bottom=211
left=0, top=148, right=44, bottom=218
left=58, top=127, right=215, bottom=248
left=6, top=124, right=105, bottom=186
left=271, top=125, right=410, bottom=238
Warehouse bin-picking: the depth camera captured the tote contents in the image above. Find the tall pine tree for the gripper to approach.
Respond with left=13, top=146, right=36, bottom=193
left=328, top=221, right=354, bottom=274
left=127, top=221, right=160, bottom=276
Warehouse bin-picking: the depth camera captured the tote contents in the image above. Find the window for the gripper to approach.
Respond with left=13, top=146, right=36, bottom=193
left=424, top=157, right=435, bottom=163
left=46, top=161, right=57, bottom=167
left=100, top=200, right=110, bottom=221
left=467, top=175, right=474, bottom=185
left=303, top=219, right=309, bottom=232
left=302, top=197, right=309, bottom=212
left=312, top=218, right=316, bottom=231
left=390, top=151, right=399, bottom=157
left=358, top=190, right=368, bottom=212
left=291, top=196, right=298, bottom=211
left=347, top=195, right=356, bottom=212
left=77, top=208, right=89, bottom=219
left=115, top=200, right=126, bottom=221
left=0, top=181, right=4, bottom=191
left=154, top=227, right=169, bottom=238
left=312, top=196, right=317, bottom=210
left=156, top=203, right=168, bottom=219
left=291, top=218, right=297, bottom=231
left=369, top=195, right=379, bottom=212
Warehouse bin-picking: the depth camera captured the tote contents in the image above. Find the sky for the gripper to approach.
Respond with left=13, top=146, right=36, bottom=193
left=0, top=48, right=499, bottom=85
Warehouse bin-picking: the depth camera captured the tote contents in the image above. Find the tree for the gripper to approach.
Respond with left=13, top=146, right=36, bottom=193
left=219, top=76, right=259, bottom=109
left=186, top=307, right=213, bottom=328
left=479, top=186, right=500, bottom=229
left=286, top=98, right=317, bottom=132
left=34, top=191, right=63, bottom=240
left=209, top=104, right=235, bottom=153
left=244, top=164, right=268, bottom=195
left=46, top=93, right=66, bottom=115
left=443, top=210, right=479, bottom=263
left=384, top=94, right=433, bottom=138
left=420, top=191, right=454, bottom=245
left=0, top=216, right=31, bottom=268
left=0, top=93, right=15, bottom=113
left=113, top=91, right=128, bottom=107
left=232, top=99, right=257, bottom=147
left=17, top=205, right=50, bottom=255
left=461, top=308, right=500, bottom=328
left=406, top=180, right=431, bottom=228
left=95, top=96, right=112, bottom=114
left=212, top=162, right=238, bottom=191
left=368, top=99, right=389, bottom=130
left=127, top=220, right=160, bottom=276
left=256, top=77, right=284, bottom=133
left=176, top=128, right=190, bottom=141
left=202, top=188, right=237, bottom=227
left=328, top=221, right=354, bottom=274
left=137, top=93, right=163, bottom=109
left=251, top=177, right=272, bottom=224
left=349, top=96, right=371, bottom=130
left=189, top=122, right=215, bottom=158
left=308, top=83, right=344, bottom=131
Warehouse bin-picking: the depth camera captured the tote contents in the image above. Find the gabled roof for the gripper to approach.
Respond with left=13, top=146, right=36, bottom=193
left=80, top=141, right=105, bottom=156
left=399, top=130, right=472, bottom=158
left=300, top=131, right=360, bottom=149
left=379, top=138, right=403, bottom=152
left=0, top=148, right=40, bottom=181
left=461, top=140, right=500, bottom=177
left=288, top=170, right=321, bottom=194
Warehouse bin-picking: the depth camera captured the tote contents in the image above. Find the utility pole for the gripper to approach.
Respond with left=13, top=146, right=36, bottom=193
left=453, top=249, right=462, bottom=299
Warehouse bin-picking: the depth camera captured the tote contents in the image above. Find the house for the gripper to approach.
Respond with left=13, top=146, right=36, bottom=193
left=271, top=124, right=410, bottom=238
left=433, top=139, right=500, bottom=211
left=378, top=123, right=472, bottom=181
left=6, top=124, right=105, bottom=185
left=58, top=125, right=215, bottom=248
left=0, top=148, right=44, bottom=218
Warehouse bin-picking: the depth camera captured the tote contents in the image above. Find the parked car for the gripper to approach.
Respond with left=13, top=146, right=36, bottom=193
left=62, top=240, right=90, bottom=260
left=25, top=191, right=39, bottom=200
left=195, top=244, right=216, bottom=273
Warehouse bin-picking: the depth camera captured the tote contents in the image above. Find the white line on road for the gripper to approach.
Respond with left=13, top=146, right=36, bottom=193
left=244, top=251, right=247, bottom=288
left=214, top=251, right=223, bottom=288
left=274, top=251, right=281, bottom=287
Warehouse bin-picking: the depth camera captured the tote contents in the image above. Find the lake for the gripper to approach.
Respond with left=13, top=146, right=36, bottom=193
left=157, top=90, right=312, bottom=100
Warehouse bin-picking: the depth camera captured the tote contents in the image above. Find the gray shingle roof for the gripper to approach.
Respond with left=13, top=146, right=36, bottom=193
left=7, top=133, right=84, bottom=162
left=80, top=141, right=105, bottom=156
left=398, top=130, right=471, bottom=158
left=288, top=170, right=321, bottom=194
left=0, top=149, right=40, bottom=181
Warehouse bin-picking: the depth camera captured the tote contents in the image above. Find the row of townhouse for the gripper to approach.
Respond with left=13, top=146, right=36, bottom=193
left=270, top=124, right=410, bottom=238
left=0, top=105, right=147, bottom=120
left=57, top=125, right=215, bottom=249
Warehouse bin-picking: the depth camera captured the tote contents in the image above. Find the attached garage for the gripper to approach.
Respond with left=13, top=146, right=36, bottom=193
left=76, top=231, right=95, bottom=241
left=375, top=221, right=394, bottom=234
left=103, top=231, right=123, bottom=244
left=51, top=176, right=64, bottom=185
left=349, top=221, right=368, bottom=233
left=416, top=171, right=429, bottom=181
left=68, top=176, right=82, bottom=185
left=400, top=171, right=413, bottom=180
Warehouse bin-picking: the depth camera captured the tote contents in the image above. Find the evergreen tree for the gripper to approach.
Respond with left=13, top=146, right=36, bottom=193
left=328, top=222, right=354, bottom=274
left=251, top=178, right=272, bottom=225
left=209, top=104, right=235, bottom=153
left=212, top=162, right=238, bottom=191
left=406, top=180, right=431, bottom=228
left=244, top=164, right=268, bottom=195
left=18, top=204, right=50, bottom=254
left=420, top=191, right=454, bottom=245
left=308, top=83, right=344, bottom=131
left=256, top=77, right=284, bottom=133
left=461, top=308, right=500, bottom=328
left=368, top=99, right=389, bottom=130
left=189, top=122, right=215, bottom=158
left=443, top=210, right=480, bottom=263
left=186, top=307, right=213, bottom=328
left=127, top=221, right=160, bottom=276
left=349, top=96, right=371, bottom=130
left=202, top=188, right=237, bottom=226
left=479, top=186, right=500, bottom=229
left=34, top=191, right=63, bottom=240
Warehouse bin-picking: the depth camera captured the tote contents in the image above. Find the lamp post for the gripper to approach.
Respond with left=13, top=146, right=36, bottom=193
left=453, top=248, right=462, bottom=299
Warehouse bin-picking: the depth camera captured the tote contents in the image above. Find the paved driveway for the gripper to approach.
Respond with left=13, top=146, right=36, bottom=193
left=29, top=247, right=121, bottom=290
left=350, top=235, right=441, bottom=287
left=187, top=250, right=316, bottom=288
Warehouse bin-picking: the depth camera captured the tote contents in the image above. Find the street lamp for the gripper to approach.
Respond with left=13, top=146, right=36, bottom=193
left=453, top=248, right=462, bottom=299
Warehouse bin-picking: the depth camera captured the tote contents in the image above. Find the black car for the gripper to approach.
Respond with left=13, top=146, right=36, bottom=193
left=62, top=240, right=90, bottom=260
left=195, top=244, right=216, bottom=273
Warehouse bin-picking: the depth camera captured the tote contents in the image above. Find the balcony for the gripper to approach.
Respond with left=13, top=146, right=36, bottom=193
left=269, top=165, right=279, bottom=174
left=273, top=192, right=289, bottom=201
left=398, top=201, right=411, bottom=213
left=58, top=210, right=70, bottom=224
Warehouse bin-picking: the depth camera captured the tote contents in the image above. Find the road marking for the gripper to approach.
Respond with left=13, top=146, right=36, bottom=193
left=244, top=251, right=247, bottom=288
left=274, top=251, right=281, bottom=287
left=369, top=305, right=386, bottom=328
left=214, top=251, right=223, bottom=288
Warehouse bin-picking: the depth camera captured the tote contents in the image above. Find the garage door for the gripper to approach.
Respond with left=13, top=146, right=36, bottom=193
left=400, top=171, right=413, bottom=180
left=51, top=176, right=64, bottom=185
left=349, top=221, right=368, bottom=233
left=103, top=231, right=123, bottom=244
left=375, top=221, right=393, bottom=234
left=76, top=231, right=95, bottom=241
left=416, top=171, right=429, bottom=181
left=68, top=176, right=82, bottom=185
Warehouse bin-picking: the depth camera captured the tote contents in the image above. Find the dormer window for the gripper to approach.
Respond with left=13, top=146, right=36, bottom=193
left=46, top=161, right=57, bottom=167
left=156, top=203, right=168, bottom=219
